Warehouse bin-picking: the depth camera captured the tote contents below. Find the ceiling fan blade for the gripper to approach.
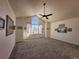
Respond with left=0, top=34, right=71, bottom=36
left=46, top=16, right=48, bottom=19
left=47, top=14, right=53, bottom=16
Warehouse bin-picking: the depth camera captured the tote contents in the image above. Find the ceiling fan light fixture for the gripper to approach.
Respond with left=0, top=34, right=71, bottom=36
left=39, top=3, right=53, bottom=19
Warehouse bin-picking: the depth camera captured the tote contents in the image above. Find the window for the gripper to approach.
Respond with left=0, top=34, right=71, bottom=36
left=31, top=16, right=42, bottom=34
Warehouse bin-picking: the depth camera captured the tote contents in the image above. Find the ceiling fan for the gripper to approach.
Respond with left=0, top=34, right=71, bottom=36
left=39, top=3, right=53, bottom=19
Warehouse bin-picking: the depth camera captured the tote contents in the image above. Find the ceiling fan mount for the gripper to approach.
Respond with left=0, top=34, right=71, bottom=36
left=39, top=3, right=53, bottom=19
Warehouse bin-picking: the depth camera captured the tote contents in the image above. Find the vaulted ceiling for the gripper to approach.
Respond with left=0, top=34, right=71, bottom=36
left=9, top=0, right=79, bottom=22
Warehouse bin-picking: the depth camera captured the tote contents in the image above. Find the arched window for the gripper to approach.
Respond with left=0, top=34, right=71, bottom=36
left=32, top=16, right=39, bottom=25
left=31, top=16, right=42, bottom=34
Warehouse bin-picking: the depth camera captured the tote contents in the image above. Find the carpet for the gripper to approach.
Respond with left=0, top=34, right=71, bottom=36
left=9, top=38, right=79, bottom=59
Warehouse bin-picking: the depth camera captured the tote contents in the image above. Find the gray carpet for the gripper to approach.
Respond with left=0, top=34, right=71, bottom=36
left=9, top=38, right=79, bottom=59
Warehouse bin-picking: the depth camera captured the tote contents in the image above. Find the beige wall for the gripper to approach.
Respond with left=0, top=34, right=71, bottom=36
left=0, top=0, right=16, bottom=59
left=44, top=21, right=51, bottom=38
left=47, top=22, right=50, bottom=38
left=50, top=17, right=79, bottom=45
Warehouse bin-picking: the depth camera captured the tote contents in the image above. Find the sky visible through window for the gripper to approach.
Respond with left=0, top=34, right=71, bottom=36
left=32, top=16, right=39, bottom=25
left=32, top=16, right=39, bottom=31
left=26, top=16, right=42, bottom=35
left=32, top=16, right=39, bottom=34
